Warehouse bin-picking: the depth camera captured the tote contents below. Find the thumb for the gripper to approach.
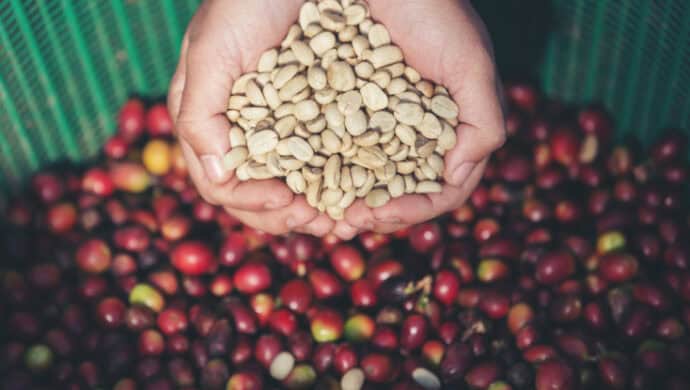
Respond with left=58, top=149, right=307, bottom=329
left=176, top=41, right=239, bottom=184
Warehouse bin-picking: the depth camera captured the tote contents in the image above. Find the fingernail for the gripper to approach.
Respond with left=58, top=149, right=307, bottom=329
left=201, top=155, right=225, bottom=183
left=286, top=217, right=299, bottom=229
left=450, top=162, right=475, bottom=186
left=265, top=201, right=280, bottom=210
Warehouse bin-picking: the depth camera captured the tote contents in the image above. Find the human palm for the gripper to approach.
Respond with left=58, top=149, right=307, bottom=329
left=169, top=0, right=505, bottom=238
left=343, top=0, right=506, bottom=233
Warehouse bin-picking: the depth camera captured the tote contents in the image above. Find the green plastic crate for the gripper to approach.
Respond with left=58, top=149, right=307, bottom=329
left=1, top=0, right=688, bottom=194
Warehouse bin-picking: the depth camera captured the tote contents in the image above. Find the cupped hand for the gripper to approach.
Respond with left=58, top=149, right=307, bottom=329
left=168, top=0, right=331, bottom=235
left=344, top=0, right=506, bottom=234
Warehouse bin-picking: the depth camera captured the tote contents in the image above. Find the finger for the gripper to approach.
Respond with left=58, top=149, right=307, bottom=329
left=227, top=180, right=293, bottom=211
left=176, top=38, right=238, bottom=185
left=224, top=196, right=318, bottom=236
left=332, top=221, right=359, bottom=241
left=344, top=199, right=376, bottom=230
left=444, top=63, right=505, bottom=186
left=295, top=214, right=335, bottom=237
left=168, top=32, right=190, bottom=126
left=370, top=194, right=434, bottom=225
left=371, top=222, right=409, bottom=235
left=181, top=140, right=292, bottom=211
left=372, top=159, right=488, bottom=224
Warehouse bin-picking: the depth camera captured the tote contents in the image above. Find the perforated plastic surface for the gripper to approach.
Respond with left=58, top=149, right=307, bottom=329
left=0, top=0, right=688, bottom=192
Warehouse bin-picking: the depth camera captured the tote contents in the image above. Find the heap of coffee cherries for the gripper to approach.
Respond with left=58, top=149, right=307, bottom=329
left=224, top=0, right=458, bottom=220
left=2, top=83, right=690, bottom=389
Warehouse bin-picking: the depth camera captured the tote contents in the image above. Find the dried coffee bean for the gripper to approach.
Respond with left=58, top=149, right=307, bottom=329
left=352, top=35, right=370, bottom=58
left=416, top=137, right=437, bottom=158
left=299, top=2, right=320, bottom=30
left=356, top=170, right=376, bottom=197
left=247, top=163, right=274, bottom=180
left=321, top=48, right=339, bottom=69
left=319, top=0, right=342, bottom=13
left=339, top=25, right=358, bottom=42
left=322, top=188, right=344, bottom=206
left=320, top=9, right=346, bottom=32
left=404, top=175, right=417, bottom=193
left=246, top=80, right=266, bottom=107
left=275, top=116, right=298, bottom=138
left=274, top=64, right=300, bottom=89
left=279, top=76, right=309, bottom=101
left=310, top=31, right=336, bottom=56
left=365, top=189, right=391, bottom=208
left=431, top=95, right=459, bottom=119
left=390, top=145, right=410, bottom=162
left=324, top=155, right=342, bottom=190
left=279, top=158, right=305, bottom=171
left=327, top=61, right=356, bottom=91
left=229, top=126, right=246, bottom=147
left=368, top=24, right=391, bottom=48
left=290, top=86, right=312, bottom=103
left=387, top=78, right=408, bottom=95
left=344, top=4, right=367, bottom=25
left=309, top=155, right=327, bottom=168
left=351, top=166, right=367, bottom=188
left=345, top=110, right=368, bottom=136
left=247, top=130, right=279, bottom=156
left=307, top=65, right=328, bottom=91
left=294, top=100, right=320, bottom=122
left=228, top=95, right=250, bottom=110
left=327, top=206, right=345, bottom=220
left=337, top=91, right=363, bottom=116
left=374, top=161, right=396, bottom=183
left=314, top=88, right=337, bottom=105
left=388, top=175, right=405, bottom=198
left=353, top=131, right=380, bottom=147
left=369, top=111, right=396, bottom=133
left=263, top=83, right=282, bottom=109
left=322, top=130, right=343, bottom=153
left=394, top=102, right=424, bottom=126
left=223, top=147, right=248, bottom=171
left=357, top=146, right=388, bottom=169
left=236, top=162, right=251, bottom=181
left=240, top=107, right=270, bottom=121
left=339, top=189, right=356, bottom=209
left=275, top=103, right=295, bottom=118
left=257, top=49, right=278, bottom=72
left=397, top=161, right=416, bottom=175
left=419, top=112, right=442, bottom=139
left=266, top=153, right=285, bottom=177
left=308, top=134, right=322, bottom=152
left=286, top=172, right=306, bottom=194
left=355, top=61, right=374, bottom=78
left=287, top=137, right=315, bottom=162
left=303, top=167, right=324, bottom=183
left=360, top=82, right=388, bottom=111
left=306, top=179, right=322, bottom=208
left=370, top=45, right=403, bottom=68
left=370, top=70, right=392, bottom=89
left=438, top=121, right=458, bottom=151
left=232, top=72, right=258, bottom=94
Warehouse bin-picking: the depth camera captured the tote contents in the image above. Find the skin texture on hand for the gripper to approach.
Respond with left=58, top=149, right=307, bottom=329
left=169, top=0, right=505, bottom=239
left=168, top=0, right=324, bottom=235
left=342, top=0, right=506, bottom=234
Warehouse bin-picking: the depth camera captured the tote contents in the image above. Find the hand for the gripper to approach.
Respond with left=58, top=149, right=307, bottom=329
left=344, top=0, right=506, bottom=233
left=168, top=0, right=333, bottom=235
